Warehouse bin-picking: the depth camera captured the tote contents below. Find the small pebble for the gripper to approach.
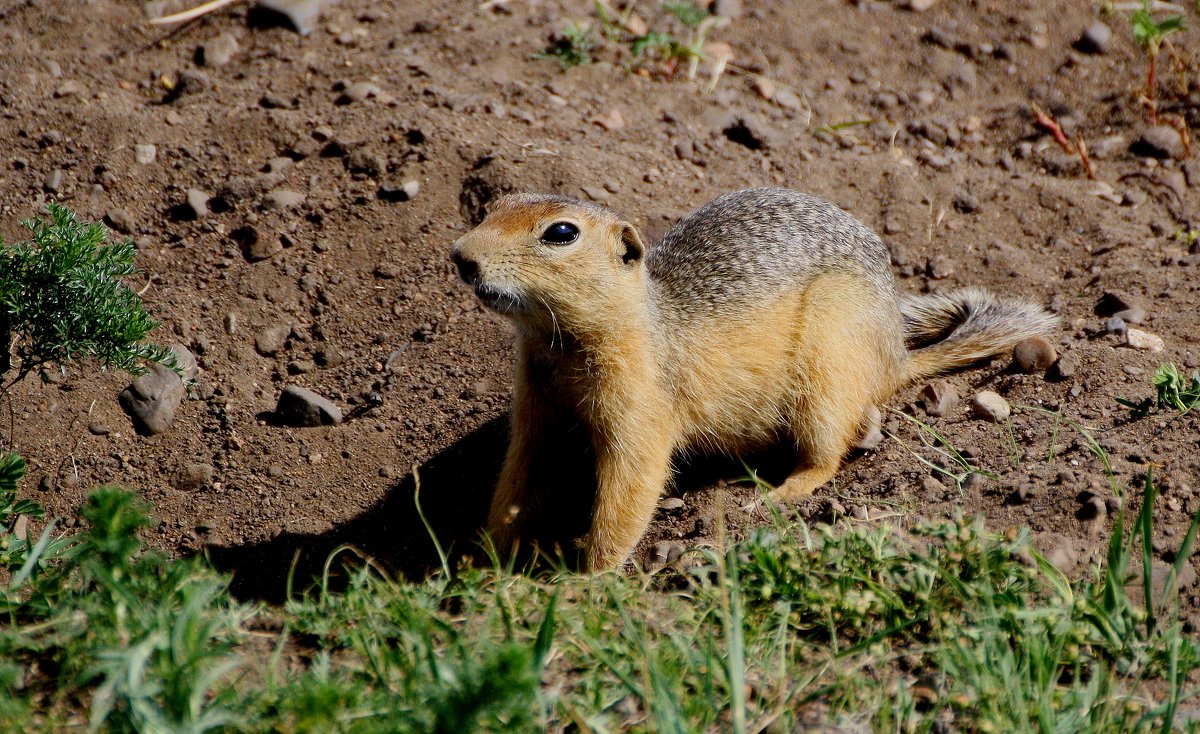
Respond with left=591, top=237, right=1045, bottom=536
left=174, top=462, right=214, bottom=491
left=970, top=391, right=1010, bottom=422
left=184, top=188, right=210, bottom=219
left=258, top=0, right=329, bottom=35
left=1074, top=21, right=1111, bottom=54
left=134, top=144, right=157, bottom=164
left=43, top=169, right=63, bottom=193
left=338, top=81, right=382, bottom=104
left=1125, top=328, right=1164, bottom=352
left=1131, top=126, right=1185, bottom=159
left=1050, top=352, right=1079, bottom=380
left=926, top=255, right=953, bottom=280
left=53, top=80, right=85, bottom=98
left=255, top=324, right=290, bottom=356
left=87, top=423, right=112, bottom=436
left=921, top=475, right=946, bottom=495
left=1112, top=306, right=1145, bottom=325
left=1036, top=532, right=1079, bottom=575
left=275, top=385, right=343, bottom=427
left=200, top=32, right=239, bottom=67
left=378, top=180, right=419, bottom=202
left=659, top=497, right=685, bottom=512
left=1078, top=495, right=1107, bottom=521
left=1012, top=336, right=1057, bottom=374
left=264, top=189, right=305, bottom=210
left=105, top=208, right=136, bottom=234
left=920, top=380, right=959, bottom=417
left=951, top=191, right=980, bottom=213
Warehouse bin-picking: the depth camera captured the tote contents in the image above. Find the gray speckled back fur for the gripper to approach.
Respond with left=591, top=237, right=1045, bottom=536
left=648, top=188, right=895, bottom=314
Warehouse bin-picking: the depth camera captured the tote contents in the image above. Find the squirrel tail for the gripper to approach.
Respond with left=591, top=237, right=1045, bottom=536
left=901, top=287, right=1059, bottom=383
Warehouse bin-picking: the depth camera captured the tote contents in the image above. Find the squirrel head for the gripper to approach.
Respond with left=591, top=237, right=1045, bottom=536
left=450, top=193, right=647, bottom=330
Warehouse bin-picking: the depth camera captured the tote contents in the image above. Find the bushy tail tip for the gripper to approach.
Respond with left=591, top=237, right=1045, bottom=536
left=901, top=287, right=1059, bottom=382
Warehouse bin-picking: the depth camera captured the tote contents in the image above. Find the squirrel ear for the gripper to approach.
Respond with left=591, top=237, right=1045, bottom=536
left=619, top=223, right=645, bottom=266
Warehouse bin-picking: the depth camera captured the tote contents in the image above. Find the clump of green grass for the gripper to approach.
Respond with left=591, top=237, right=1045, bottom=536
left=0, top=202, right=177, bottom=386
left=1118, top=363, right=1200, bottom=418
left=2, top=459, right=1196, bottom=732
left=533, top=22, right=596, bottom=69
left=535, top=1, right=730, bottom=84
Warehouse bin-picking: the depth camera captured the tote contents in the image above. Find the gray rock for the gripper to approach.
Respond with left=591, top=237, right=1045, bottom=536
left=1183, top=159, right=1200, bottom=188
left=952, top=190, right=980, bottom=213
left=43, top=169, right=63, bottom=193
left=1088, top=135, right=1126, bottom=159
left=255, top=324, right=290, bottom=356
left=970, top=391, right=1010, bottom=422
left=1125, top=328, right=1164, bottom=352
left=722, top=113, right=781, bottom=151
left=134, top=144, right=157, bottom=164
left=1074, top=21, right=1111, bottom=54
left=1126, top=561, right=1198, bottom=608
left=105, top=208, right=136, bottom=234
left=338, top=81, right=382, bottom=103
left=658, top=497, right=685, bottom=512
left=184, top=188, right=210, bottom=219
left=173, top=462, right=214, bottom=491
left=1078, top=495, right=1107, bottom=521
left=710, top=0, right=743, bottom=17
left=236, top=226, right=281, bottom=262
left=1131, top=126, right=1186, bottom=159
left=1012, top=336, right=1057, bottom=374
left=378, top=180, right=420, bottom=202
left=119, top=345, right=194, bottom=435
left=263, top=189, right=305, bottom=210
left=171, top=69, right=209, bottom=99
left=258, top=0, right=328, bottom=35
left=1036, top=532, right=1079, bottom=575
left=926, top=255, right=954, bottom=279
left=200, top=32, right=239, bottom=66
left=87, top=422, right=112, bottom=436
left=53, top=80, right=85, bottom=98
left=920, top=380, right=959, bottom=417
left=1113, top=306, right=1146, bottom=325
left=1050, top=352, right=1079, bottom=380
left=275, top=385, right=343, bottom=427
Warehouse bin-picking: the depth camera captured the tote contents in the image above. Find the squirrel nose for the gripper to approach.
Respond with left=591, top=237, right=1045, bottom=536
left=450, top=248, right=479, bottom=284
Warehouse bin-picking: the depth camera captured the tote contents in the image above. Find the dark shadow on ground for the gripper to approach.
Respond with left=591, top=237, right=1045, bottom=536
left=207, top=416, right=510, bottom=602
left=207, top=413, right=599, bottom=602
left=206, top=414, right=805, bottom=603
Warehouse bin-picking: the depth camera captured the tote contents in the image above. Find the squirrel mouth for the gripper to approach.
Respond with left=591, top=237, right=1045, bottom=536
left=474, top=283, right=525, bottom=314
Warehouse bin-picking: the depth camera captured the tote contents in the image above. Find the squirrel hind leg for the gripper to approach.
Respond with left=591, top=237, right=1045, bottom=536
left=767, top=272, right=903, bottom=504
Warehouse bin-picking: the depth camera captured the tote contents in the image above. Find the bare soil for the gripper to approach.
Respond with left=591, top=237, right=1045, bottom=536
left=2, top=0, right=1199, bottom=603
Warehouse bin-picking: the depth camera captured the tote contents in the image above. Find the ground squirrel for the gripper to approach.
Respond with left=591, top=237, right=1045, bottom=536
left=450, top=187, right=1057, bottom=570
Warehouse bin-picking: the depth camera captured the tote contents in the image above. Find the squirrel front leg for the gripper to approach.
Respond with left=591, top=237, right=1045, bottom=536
left=486, top=379, right=555, bottom=556
left=583, top=414, right=676, bottom=571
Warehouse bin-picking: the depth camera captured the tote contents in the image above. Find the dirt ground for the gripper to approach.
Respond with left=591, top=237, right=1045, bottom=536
left=2, top=0, right=1199, bottom=600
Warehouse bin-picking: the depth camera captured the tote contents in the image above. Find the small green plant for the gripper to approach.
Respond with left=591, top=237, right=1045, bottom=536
left=1130, top=0, right=1185, bottom=124
left=1173, top=228, right=1199, bottom=248
left=1117, top=363, right=1200, bottom=418
left=534, top=22, right=596, bottom=68
left=884, top=409, right=995, bottom=491
left=662, top=0, right=708, bottom=28
left=631, top=1, right=724, bottom=80
left=0, top=203, right=177, bottom=386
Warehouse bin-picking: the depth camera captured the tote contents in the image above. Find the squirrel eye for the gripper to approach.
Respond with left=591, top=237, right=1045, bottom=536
left=540, top=221, right=580, bottom=245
